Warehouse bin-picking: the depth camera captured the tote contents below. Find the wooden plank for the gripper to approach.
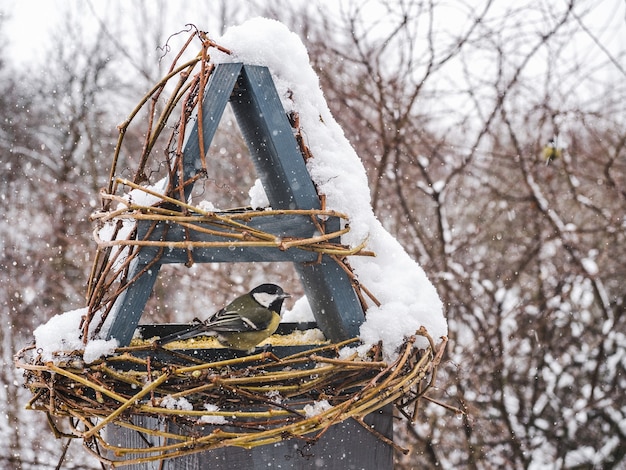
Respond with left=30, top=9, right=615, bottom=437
left=104, top=260, right=162, bottom=346
left=231, top=65, right=365, bottom=340
left=182, top=62, right=243, bottom=184
left=134, top=214, right=331, bottom=264
left=230, top=65, right=321, bottom=211
left=145, top=243, right=318, bottom=264
left=102, top=65, right=242, bottom=346
left=295, top=258, right=364, bottom=341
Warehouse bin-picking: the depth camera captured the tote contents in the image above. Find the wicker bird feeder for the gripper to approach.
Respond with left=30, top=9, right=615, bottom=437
left=16, top=29, right=447, bottom=468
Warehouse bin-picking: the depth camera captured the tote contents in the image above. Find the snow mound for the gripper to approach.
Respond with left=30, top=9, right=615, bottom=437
left=33, top=307, right=118, bottom=363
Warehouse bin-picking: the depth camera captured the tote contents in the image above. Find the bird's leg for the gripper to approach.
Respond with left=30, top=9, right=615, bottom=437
left=257, top=343, right=274, bottom=354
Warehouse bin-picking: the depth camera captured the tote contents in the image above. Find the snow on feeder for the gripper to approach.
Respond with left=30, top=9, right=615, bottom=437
left=16, top=19, right=447, bottom=468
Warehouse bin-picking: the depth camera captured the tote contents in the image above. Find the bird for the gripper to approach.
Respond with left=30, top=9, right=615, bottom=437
left=155, top=284, right=290, bottom=351
left=543, top=138, right=562, bottom=165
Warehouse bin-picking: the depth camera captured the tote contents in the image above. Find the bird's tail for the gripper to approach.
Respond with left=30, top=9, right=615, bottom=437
left=155, top=323, right=211, bottom=346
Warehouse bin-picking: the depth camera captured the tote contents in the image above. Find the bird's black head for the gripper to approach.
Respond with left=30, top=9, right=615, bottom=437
left=250, top=284, right=290, bottom=312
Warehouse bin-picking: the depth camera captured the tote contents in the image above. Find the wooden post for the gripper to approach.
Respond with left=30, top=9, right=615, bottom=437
left=105, top=405, right=393, bottom=470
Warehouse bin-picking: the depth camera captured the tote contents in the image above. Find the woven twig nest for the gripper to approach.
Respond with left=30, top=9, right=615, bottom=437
left=16, top=327, right=446, bottom=466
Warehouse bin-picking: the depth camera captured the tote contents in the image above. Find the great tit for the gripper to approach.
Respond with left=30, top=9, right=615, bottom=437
left=543, top=138, right=562, bottom=164
left=155, top=284, right=290, bottom=351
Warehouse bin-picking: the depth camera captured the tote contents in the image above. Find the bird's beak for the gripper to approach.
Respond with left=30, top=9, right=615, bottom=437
left=281, top=292, right=291, bottom=299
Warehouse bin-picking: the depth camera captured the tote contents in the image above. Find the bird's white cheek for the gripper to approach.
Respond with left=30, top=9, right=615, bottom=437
left=252, top=292, right=275, bottom=308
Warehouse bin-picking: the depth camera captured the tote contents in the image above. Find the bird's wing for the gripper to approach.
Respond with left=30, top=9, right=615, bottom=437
left=205, top=306, right=273, bottom=332
left=155, top=322, right=213, bottom=346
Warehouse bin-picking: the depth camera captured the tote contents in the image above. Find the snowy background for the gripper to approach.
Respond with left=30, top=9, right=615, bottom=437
left=2, top=0, right=625, bottom=468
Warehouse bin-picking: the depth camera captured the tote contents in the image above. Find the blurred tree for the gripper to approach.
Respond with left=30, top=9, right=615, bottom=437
left=0, top=7, right=122, bottom=468
left=260, top=0, right=626, bottom=468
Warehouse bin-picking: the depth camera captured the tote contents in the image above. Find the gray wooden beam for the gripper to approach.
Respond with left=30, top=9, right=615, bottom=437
left=134, top=213, right=336, bottom=264
left=230, top=65, right=365, bottom=340
left=104, top=259, right=161, bottom=346
left=103, top=65, right=242, bottom=346
left=182, top=62, right=243, bottom=185
left=230, top=65, right=321, bottom=211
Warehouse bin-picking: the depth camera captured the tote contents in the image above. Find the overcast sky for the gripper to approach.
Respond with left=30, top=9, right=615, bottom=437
left=2, top=0, right=64, bottom=64
left=2, top=0, right=226, bottom=66
left=2, top=0, right=624, bottom=79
